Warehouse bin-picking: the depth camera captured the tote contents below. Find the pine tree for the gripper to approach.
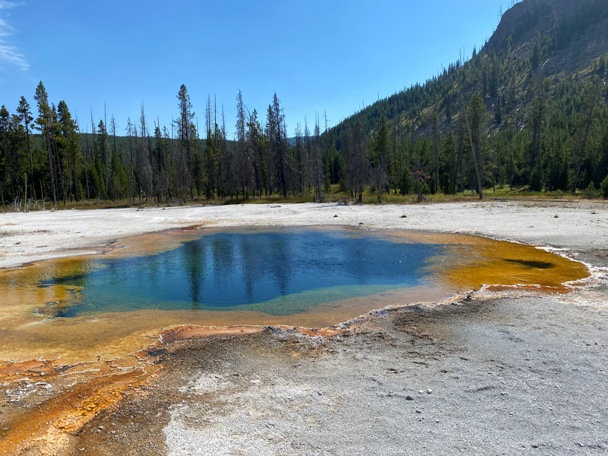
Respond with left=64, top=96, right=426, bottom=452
left=312, top=120, right=324, bottom=202
left=175, top=84, right=195, bottom=200
left=137, top=104, right=153, bottom=202
left=268, top=93, right=288, bottom=198
left=125, top=118, right=137, bottom=203
left=56, top=101, right=81, bottom=202
left=572, top=79, right=600, bottom=192
left=235, top=90, right=253, bottom=199
left=0, top=106, right=9, bottom=206
left=16, top=96, right=34, bottom=196
left=97, top=119, right=109, bottom=199
left=370, top=117, right=389, bottom=202
left=432, top=113, right=440, bottom=194
left=246, top=109, right=265, bottom=196
left=344, top=119, right=368, bottom=202
left=462, top=94, right=485, bottom=199
left=34, top=82, right=58, bottom=208
left=528, top=78, right=546, bottom=191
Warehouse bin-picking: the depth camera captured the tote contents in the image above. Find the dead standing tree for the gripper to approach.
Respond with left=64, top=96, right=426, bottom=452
left=461, top=93, right=484, bottom=200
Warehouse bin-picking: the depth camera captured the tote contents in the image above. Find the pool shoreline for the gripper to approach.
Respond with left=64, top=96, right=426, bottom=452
left=0, top=201, right=605, bottom=454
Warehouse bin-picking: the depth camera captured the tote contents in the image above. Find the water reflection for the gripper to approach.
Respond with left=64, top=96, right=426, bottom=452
left=183, top=241, right=204, bottom=309
left=40, top=230, right=442, bottom=316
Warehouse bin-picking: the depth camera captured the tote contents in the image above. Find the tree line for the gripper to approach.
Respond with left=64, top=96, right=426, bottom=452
left=334, top=73, right=608, bottom=203
left=3, top=0, right=608, bottom=210
left=1, top=57, right=608, bottom=211
left=0, top=83, right=334, bottom=210
left=326, top=44, right=608, bottom=201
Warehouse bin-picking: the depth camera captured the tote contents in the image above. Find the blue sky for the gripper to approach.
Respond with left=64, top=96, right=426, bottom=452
left=1, top=0, right=510, bottom=136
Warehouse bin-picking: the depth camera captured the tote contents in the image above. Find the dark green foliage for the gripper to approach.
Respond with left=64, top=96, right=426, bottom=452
left=601, top=175, right=608, bottom=198
left=370, top=117, right=389, bottom=202
left=1, top=0, right=608, bottom=209
left=321, top=0, right=608, bottom=199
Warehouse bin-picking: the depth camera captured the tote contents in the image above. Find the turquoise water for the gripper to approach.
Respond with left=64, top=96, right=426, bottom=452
left=41, top=230, right=444, bottom=316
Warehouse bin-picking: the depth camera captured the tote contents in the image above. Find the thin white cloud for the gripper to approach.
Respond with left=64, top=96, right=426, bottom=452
left=0, top=1, right=23, bottom=10
left=0, top=0, right=28, bottom=71
left=0, top=17, right=13, bottom=37
left=0, top=43, right=26, bottom=69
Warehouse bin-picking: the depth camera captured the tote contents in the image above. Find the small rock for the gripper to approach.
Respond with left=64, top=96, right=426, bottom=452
left=427, top=389, right=432, bottom=394
left=401, top=215, right=407, bottom=218
left=531, top=444, right=538, bottom=449
left=554, top=215, right=558, bottom=218
left=415, top=409, right=421, bottom=414
left=334, top=214, right=338, bottom=218
left=419, top=390, right=424, bottom=394
left=406, top=395, right=414, bottom=401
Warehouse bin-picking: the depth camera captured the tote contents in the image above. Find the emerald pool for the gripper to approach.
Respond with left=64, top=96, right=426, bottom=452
left=40, top=230, right=444, bottom=316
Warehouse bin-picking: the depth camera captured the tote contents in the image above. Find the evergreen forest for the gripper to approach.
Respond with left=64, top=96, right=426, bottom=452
left=2, top=0, right=608, bottom=210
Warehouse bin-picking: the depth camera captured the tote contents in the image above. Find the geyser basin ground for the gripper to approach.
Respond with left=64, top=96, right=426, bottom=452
left=0, top=226, right=588, bottom=363
left=0, top=202, right=604, bottom=455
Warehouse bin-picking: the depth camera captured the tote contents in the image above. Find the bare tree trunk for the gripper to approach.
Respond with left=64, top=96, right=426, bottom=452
left=46, top=137, right=58, bottom=208
left=39, top=182, right=45, bottom=209
left=24, top=173, right=28, bottom=212
left=461, top=96, right=483, bottom=200
left=432, top=114, right=440, bottom=194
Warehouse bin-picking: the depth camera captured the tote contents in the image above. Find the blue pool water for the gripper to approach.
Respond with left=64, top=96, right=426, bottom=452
left=41, top=230, right=444, bottom=316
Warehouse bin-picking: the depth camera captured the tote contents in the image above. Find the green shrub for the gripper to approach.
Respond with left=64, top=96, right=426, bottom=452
left=583, top=181, right=597, bottom=199
left=601, top=176, right=608, bottom=198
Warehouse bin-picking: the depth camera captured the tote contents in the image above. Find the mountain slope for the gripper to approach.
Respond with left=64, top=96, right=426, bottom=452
left=325, top=0, right=608, bottom=195
left=329, top=0, right=608, bottom=134
left=487, top=0, right=608, bottom=75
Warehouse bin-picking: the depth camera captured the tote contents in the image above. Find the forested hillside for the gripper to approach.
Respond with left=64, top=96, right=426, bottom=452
left=1, top=0, right=608, bottom=210
left=329, top=0, right=608, bottom=200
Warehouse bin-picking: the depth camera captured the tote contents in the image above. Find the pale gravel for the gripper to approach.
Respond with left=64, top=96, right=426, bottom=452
left=1, top=200, right=607, bottom=269
left=156, top=200, right=608, bottom=456
left=2, top=201, right=607, bottom=455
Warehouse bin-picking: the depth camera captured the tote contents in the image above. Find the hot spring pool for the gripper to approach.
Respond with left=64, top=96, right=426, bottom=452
left=39, top=229, right=444, bottom=316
